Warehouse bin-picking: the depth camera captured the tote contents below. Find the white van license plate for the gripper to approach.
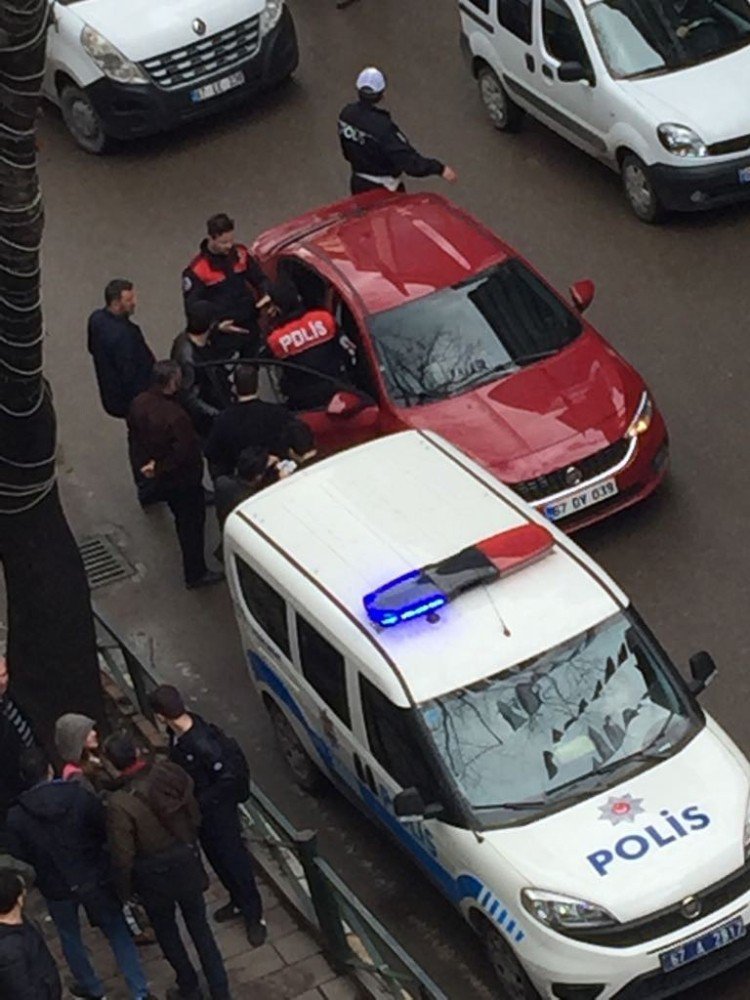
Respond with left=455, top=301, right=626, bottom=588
left=659, top=917, right=745, bottom=972
left=191, top=71, right=245, bottom=103
left=738, top=166, right=750, bottom=184
left=543, top=478, right=617, bottom=521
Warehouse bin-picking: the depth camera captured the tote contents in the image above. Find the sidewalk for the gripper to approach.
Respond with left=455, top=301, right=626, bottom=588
left=33, top=873, right=360, bottom=1000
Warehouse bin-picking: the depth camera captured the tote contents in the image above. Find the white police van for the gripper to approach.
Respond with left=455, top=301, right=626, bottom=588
left=225, top=430, right=750, bottom=999
left=459, top=0, right=750, bottom=221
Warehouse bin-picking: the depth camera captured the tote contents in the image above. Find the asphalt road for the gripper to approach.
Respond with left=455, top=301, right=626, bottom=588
left=37, top=0, right=750, bottom=997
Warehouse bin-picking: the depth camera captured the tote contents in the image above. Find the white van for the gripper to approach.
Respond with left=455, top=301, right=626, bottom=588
left=225, top=430, right=750, bottom=1000
left=44, top=0, right=298, bottom=152
left=459, top=0, right=750, bottom=221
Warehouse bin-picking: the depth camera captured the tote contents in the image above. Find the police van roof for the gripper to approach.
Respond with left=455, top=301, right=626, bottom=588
left=226, top=432, right=626, bottom=706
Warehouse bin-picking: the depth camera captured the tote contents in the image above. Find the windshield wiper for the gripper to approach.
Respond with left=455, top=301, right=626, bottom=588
left=512, top=348, right=559, bottom=366
left=476, top=799, right=548, bottom=811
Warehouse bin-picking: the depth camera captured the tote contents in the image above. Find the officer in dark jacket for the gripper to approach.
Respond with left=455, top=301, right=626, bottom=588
left=338, top=67, right=457, bottom=194
left=5, top=749, right=150, bottom=1000
left=87, top=279, right=157, bottom=506
left=182, top=213, right=272, bottom=349
left=149, top=685, right=266, bottom=947
left=0, top=870, right=61, bottom=1000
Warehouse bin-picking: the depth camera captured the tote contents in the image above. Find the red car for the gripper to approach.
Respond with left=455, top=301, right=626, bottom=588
left=253, top=191, right=668, bottom=531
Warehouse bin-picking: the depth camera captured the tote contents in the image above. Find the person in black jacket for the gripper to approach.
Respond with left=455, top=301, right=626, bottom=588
left=0, top=870, right=61, bottom=1000
left=148, top=686, right=266, bottom=947
left=5, top=749, right=152, bottom=1000
left=0, top=657, right=37, bottom=842
left=338, top=67, right=457, bottom=194
left=87, top=279, right=158, bottom=506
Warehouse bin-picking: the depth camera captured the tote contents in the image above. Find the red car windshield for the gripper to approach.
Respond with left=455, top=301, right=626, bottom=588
left=368, top=259, right=582, bottom=407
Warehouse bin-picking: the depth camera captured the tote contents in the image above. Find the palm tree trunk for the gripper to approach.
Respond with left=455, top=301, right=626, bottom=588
left=0, top=0, right=104, bottom=746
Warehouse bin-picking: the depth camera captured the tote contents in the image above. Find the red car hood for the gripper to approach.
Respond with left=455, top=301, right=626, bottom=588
left=403, top=336, right=641, bottom=483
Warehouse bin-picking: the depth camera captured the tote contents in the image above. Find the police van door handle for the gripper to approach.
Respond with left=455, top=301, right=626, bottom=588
left=525, top=53, right=535, bottom=72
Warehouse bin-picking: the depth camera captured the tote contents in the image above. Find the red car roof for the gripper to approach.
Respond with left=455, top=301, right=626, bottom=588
left=254, top=192, right=510, bottom=315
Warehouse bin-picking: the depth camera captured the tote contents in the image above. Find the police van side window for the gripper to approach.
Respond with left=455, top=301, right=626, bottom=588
left=498, top=0, right=532, bottom=42
left=360, top=676, right=439, bottom=802
left=297, top=616, right=351, bottom=727
left=235, top=557, right=290, bottom=657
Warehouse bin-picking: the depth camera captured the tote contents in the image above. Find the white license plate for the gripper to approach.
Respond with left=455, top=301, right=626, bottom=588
left=190, top=71, right=245, bottom=103
left=659, top=917, right=745, bottom=973
left=738, top=166, right=750, bottom=184
left=543, top=477, right=618, bottom=521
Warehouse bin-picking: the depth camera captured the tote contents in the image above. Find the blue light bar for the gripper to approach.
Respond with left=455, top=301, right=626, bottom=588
left=363, top=570, right=447, bottom=627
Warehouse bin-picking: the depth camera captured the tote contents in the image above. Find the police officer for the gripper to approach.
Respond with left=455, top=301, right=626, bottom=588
left=182, top=213, right=272, bottom=353
left=338, top=67, right=457, bottom=195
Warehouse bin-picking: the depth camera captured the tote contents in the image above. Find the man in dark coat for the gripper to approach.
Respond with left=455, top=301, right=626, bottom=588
left=128, top=361, right=223, bottom=590
left=0, top=870, right=61, bottom=1000
left=5, top=749, right=150, bottom=1000
left=0, top=657, right=37, bottom=841
left=87, top=279, right=157, bottom=506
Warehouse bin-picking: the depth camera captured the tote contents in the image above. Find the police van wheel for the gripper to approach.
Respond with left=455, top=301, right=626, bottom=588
left=483, top=925, right=539, bottom=999
left=60, top=85, right=111, bottom=155
left=267, top=701, right=327, bottom=795
left=478, top=67, right=522, bottom=133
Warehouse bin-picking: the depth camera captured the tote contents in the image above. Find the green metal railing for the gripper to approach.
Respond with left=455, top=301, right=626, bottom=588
left=94, top=607, right=448, bottom=1000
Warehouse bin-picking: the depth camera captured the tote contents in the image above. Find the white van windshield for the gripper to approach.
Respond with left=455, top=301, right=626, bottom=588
left=587, top=0, right=750, bottom=78
left=419, top=611, right=699, bottom=825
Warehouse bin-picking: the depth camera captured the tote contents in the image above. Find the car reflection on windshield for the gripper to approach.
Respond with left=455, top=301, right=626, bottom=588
left=419, top=611, right=698, bottom=825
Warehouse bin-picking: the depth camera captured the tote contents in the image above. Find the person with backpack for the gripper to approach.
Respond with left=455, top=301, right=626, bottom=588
left=147, top=685, right=265, bottom=946
left=0, top=869, right=61, bottom=1000
left=104, top=733, right=231, bottom=1000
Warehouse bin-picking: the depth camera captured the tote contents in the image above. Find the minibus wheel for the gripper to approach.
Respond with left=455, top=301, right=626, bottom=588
left=482, top=923, right=539, bottom=999
left=267, top=701, right=327, bottom=794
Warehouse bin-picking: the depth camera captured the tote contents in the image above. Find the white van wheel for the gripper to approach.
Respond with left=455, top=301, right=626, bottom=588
left=60, top=85, right=110, bottom=154
left=483, top=925, right=539, bottom=999
left=478, top=67, right=522, bottom=132
left=267, top=701, right=327, bottom=794
left=621, top=153, right=665, bottom=223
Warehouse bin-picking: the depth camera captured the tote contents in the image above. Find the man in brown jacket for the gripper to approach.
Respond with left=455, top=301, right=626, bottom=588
left=104, top=734, right=231, bottom=1000
left=127, top=360, right=223, bottom=590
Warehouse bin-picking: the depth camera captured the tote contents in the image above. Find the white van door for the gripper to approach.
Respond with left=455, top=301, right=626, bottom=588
left=527, top=0, right=613, bottom=157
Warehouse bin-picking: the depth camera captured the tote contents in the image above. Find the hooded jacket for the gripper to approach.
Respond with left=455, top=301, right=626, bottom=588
left=106, top=759, right=200, bottom=900
left=0, top=920, right=61, bottom=1000
left=5, top=780, right=108, bottom=901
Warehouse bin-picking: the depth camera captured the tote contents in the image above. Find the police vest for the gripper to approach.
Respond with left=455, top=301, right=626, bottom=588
left=188, top=244, right=252, bottom=288
left=267, top=311, right=337, bottom=361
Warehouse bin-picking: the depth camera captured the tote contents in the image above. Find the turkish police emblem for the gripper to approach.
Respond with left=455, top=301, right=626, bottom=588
left=598, top=793, right=645, bottom=826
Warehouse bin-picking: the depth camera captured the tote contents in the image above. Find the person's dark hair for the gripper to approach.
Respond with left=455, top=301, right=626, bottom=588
left=103, top=732, right=138, bottom=772
left=271, top=276, right=304, bottom=322
left=148, top=684, right=186, bottom=720
left=237, top=445, right=271, bottom=482
left=0, top=871, right=23, bottom=915
left=186, top=301, right=218, bottom=336
left=18, top=747, right=50, bottom=789
left=234, top=364, right=259, bottom=398
left=104, top=279, right=133, bottom=306
left=288, top=419, right=315, bottom=457
left=357, top=89, right=384, bottom=105
left=207, top=213, right=234, bottom=238
left=151, top=359, right=181, bottom=388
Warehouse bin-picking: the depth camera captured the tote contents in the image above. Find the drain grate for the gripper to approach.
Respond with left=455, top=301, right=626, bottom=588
left=77, top=535, right=135, bottom=589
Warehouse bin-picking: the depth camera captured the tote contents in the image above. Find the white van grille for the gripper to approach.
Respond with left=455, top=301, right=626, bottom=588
left=141, top=15, right=261, bottom=91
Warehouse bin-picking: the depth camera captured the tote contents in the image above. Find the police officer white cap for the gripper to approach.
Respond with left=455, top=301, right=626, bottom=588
left=356, top=67, right=387, bottom=95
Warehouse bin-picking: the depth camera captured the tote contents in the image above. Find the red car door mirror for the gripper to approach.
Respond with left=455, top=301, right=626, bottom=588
left=327, top=391, right=366, bottom=418
left=570, top=279, right=595, bottom=313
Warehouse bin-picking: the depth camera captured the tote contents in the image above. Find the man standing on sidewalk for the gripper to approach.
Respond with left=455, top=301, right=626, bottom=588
left=148, top=685, right=266, bottom=946
left=104, top=733, right=231, bottom=1000
left=5, top=749, right=152, bottom=1000
left=0, top=870, right=61, bottom=1000
left=128, top=361, right=223, bottom=591
left=87, top=280, right=157, bottom=507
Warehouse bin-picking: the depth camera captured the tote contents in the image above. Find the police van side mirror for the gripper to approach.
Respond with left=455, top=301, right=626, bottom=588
left=393, top=787, right=443, bottom=820
left=688, top=650, right=717, bottom=695
left=327, top=391, right=366, bottom=419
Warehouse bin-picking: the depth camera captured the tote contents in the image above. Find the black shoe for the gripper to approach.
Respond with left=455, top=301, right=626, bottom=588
left=246, top=918, right=267, bottom=947
left=69, top=987, right=107, bottom=1000
left=186, top=570, right=225, bottom=591
left=213, top=902, right=241, bottom=924
left=138, top=495, right=162, bottom=509
left=166, top=987, right=204, bottom=1000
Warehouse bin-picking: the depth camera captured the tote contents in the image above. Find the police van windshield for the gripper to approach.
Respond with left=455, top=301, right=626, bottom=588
left=587, top=0, right=750, bottom=79
left=368, top=260, right=582, bottom=407
left=419, top=611, right=700, bottom=826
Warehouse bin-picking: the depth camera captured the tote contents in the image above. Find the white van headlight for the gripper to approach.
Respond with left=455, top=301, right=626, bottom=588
left=522, top=889, right=618, bottom=931
left=260, top=0, right=285, bottom=35
left=627, top=390, right=653, bottom=438
left=657, top=123, right=707, bottom=158
left=81, top=26, right=149, bottom=85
